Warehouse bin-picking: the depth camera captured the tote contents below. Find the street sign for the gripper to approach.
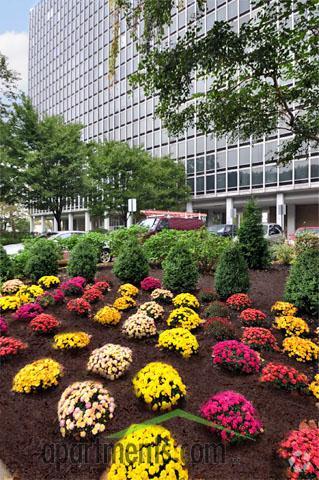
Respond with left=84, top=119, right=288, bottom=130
left=128, top=198, right=137, bottom=213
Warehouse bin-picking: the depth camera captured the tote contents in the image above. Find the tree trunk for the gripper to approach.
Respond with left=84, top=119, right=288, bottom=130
left=54, top=211, right=62, bottom=231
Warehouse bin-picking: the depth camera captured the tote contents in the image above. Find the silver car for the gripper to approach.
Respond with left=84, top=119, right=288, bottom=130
left=262, top=223, right=285, bottom=242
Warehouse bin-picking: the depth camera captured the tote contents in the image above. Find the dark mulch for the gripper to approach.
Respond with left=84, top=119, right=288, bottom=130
left=0, top=266, right=317, bottom=480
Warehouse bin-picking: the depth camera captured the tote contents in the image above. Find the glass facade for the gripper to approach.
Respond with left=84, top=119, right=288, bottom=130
left=29, top=0, right=318, bottom=212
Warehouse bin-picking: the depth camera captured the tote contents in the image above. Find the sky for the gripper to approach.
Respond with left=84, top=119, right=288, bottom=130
left=0, top=0, right=37, bottom=92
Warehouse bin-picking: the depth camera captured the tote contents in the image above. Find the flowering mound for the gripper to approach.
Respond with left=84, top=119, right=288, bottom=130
left=87, top=344, right=133, bottom=380
left=107, top=425, right=188, bottom=480
left=200, top=390, right=263, bottom=444
left=309, top=374, right=319, bottom=400
left=0, top=295, right=21, bottom=311
left=38, top=289, right=65, bottom=308
left=140, top=276, right=161, bottom=291
left=278, top=427, right=319, bottom=480
left=203, top=317, right=238, bottom=340
left=122, top=312, right=157, bottom=339
left=113, top=296, right=136, bottom=310
left=12, top=358, right=62, bottom=393
left=0, top=337, right=27, bottom=359
left=14, top=303, right=43, bottom=321
left=53, top=332, right=91, bottom=350
left=259, top=362, right=309, bottom=393
left=273, top=316, right=310, bottom=336
left=82, top=286, right=103, bottom=304
left=173, top=293, right=200, bottom=309
left=1, top=279, right=24, bottom=294
left=93, top=306, right=121, bottom=326
left=0, top=316, right=8, bottom=335
left=242, top=327, right=279, bottom=351
left=157, top=328, right=199, bottom=358
left=60, top=277, right=86, bottom=296
left=93, top=281, right=110, bottom=293
left=58, top=380, right=115, bottom=439
left=271, top=301, right=297, bottom=316
left=66, top=298, right=91, bottom=316
left=30, top=313, right=61, bottom=334
left=17, top=284, right=45, bottom=302
left=212, top=340, right=261, bottom=374
left=118, top=283, right=139, bottom=297
left=133, top=362, right=186, bottom=411
left=282, top=336, right=319, bottom=362
left=38, top=275, right=60, bottom=289
left=226, top=293, right=252, bottom=311
left=150, top=288, right=173, bottom=303
left=203, top=301, right=230, bottom=319
left=167, top=307, right=202, bottom=330
left=239, top=308, right=267, bottom=326
left=138, top=301, right=164, bottom=320
left=199, top=289, right=217, bottom=303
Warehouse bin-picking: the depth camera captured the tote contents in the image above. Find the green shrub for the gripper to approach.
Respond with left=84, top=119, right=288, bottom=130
left=108, top=225, right=147, bottom=257
left=295, top=232, right=319, bottom=257
left=284, top=248, right=319, bottom=316
left=113, top=237, right=149, bottom=284
left=238, top=199, right=270, bottom=269
left=163, top=240, right=199, bottom=292
left=25, top=239, right=60, bottom=281
left=214, top=243, right=249, bottom=299
left=270, top=242, right=295, bottom=265
left=0, top=244, right=13, bottom=282
left=12, top=250, right=31, bottom=279
left=203, top=301, right=230, bottom=318
left=143, top=229, right=181, bottom=266
left=68, top=237, right=99, bottom=282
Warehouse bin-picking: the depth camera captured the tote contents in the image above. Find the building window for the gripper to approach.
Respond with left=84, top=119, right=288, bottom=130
left=206, top=175, right=215, bottom=192
left=311, top=157, right=319, bottom=180
left=217, top=173, right=226, bottom=191
left=196, top=176, right=204, bottom=194
left=206, top=154, right=215, bottom=171
left=294, top=160, right=308, bottom=183
left=252, top=167, right=263, bottom=188
left=187, top=177, right=194, bottom=194
left=265, top=165, right=277, bottom=185
left=239, top=146, right=250, bottom=166
left=239, top=169, right=250, bottom=188
left=279, top=164, right=292, bottom=184
left=196, top=157, right=204, bottom=174
left=228, top=171, right=237, bottom=190
left=187, top=158, right=194, bottom=175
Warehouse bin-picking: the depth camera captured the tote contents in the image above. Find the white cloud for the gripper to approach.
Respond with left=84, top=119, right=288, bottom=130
left=0, top=31, right=29, bottom=93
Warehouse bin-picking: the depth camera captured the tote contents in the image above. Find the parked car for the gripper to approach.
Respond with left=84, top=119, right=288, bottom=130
left=139, top=216, right=205, bottom=234
left=48, top=230, right=86, bottom=241
left=49, top=231, right=112, bottom=264
left=288, top=226, right=319, bottom=244
left=208, top=224, right=238, bottom=237
left=262, top=223, right=285, bottom=242
left=3, top=242, right=24, bottom=256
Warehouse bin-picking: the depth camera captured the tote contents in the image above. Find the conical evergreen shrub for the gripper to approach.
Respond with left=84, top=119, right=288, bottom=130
left=113, top=237, right=149, bottom=284
left=163, top=240, right=199, bottom=292
left=0, top=244, right=13, bottom=282
left=68, top=237, right=98, bottom=282
left=215, top=243, right=249, bottom=299
left=25, top=239, right=59, bottom=281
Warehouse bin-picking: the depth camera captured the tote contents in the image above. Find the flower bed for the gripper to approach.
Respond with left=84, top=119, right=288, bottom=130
left=0, top=316, right=8, bottom=335
left=203, top=317, right=238, bottom=340
left=140, top=276, right=161, bottom=291
left=271, top=301, right=297, bottom=316
left=282, top=336, right=319, bottom=362
left=212, top=340, right=261, bottom=374
left=241, top=327, right=279, bottom=351
left=1, top=279, right=24, bottom=295
left=12, top=358, right=62, bottom=394
left=93, top=306, right=121, bottom=326
left=38, top=275, right=60, bottom=289
left=14, top=303, right=44, bottom=321
left=239, top=308, right=267, bottom=326
left=150, top=288, right=173, bottom=303
left=226, top=293, right=252, bottom=311
left=118, top=283, right=139, bottom=297
left=259, top=362, right=309, bottom=393
left=133, top=362, right=186, bottom=411
left=200, top=390, right=263, bottom=444
left=157, top=328, right=199, bottom=358
left=52, top=332, right=91, bottom=350
left=172, top=293, right=199, bottom=309
left=29, top=313, right=61, bottom=334
left=113, top=296, right=136, bottom=310
left=66, top=298, right=92, bottom=316
left=203, top=301, right=230, bottom=319
left=60, top=277, right=86, bottom=296
left=82, top=286, right=104, bottom=304
left=167, top=307, right=202, bottom=330
left=273, top=316, right=310, bottom=336
left=87, top=344, right=133, bottom=380
left=93, top=281, right=110, bottom=293
left=138, top=301, right=164, bottom=320
left=122, top=312, right=157, bottom=339
left=309, top=374, right=319, bottom=400
left=0, top=337, right=27, bottom=360
left=58, top=380, right=115, bottom=439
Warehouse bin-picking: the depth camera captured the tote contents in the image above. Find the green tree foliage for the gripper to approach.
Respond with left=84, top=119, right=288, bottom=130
left=68, top=237, right=99, bottom=282
left=0, top=244, right=13, bottom=282
left=0, top=52, right=19, bottom=117
left=107, top=225, right=148, bottom=257
left=214, top=243, right=249, bottom=299
left=285, top=248, right=319, bottom=316
left=238, top=199, right=269, bottom=269
left=88, top=141, right=190, bottom=224
left=113, top=237, right=149, bottom=284
left=163, top=240, right=199, bottom=292
left=118, top=0, right=319, bottom=163
left=25, top=238, right=60, bottom=281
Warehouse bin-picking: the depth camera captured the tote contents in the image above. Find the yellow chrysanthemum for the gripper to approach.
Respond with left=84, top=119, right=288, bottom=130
left=173, top=293, right=200, bottom=309
left=12, top=358, right=62, bottom=394
left=38, top=275, right=60, bottom=289
left=167, top=307, right=202, bottom=330
left=52, top=332, right=91, bottom=350
left=282, top=336, right=319, bottom=362
left=158, top=328, right=199, bottom=358
left=94, top=306, right=122, bottom=325
left=273, top=316, right=310, bottom=336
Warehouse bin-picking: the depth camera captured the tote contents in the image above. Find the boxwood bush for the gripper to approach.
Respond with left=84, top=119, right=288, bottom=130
left=68, top=237, right=99, bottom=282
left=163, top=240, right=199, bottom=292
left=215, top=243, right=249, bottom=299
left=25, top=239, right=60, bottom=281
left=113, top=237, right=149, bottom=284
left=0, top=244, right=13, bottom=282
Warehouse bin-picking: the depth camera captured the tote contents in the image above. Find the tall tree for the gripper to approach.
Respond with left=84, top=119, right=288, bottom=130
left=0, top=52, right=19, bottom=118
left=88, top=141, right=190, bottom=224
left=117, top=0, right=319, bottom=164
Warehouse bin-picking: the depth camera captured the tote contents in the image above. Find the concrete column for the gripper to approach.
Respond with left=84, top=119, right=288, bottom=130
left=186, top=201, right=193, bottom=212
left=40, top=216, right=45, bottom=233
left=53, top=217, right=58, bottom=232
left=262, top=209, right=269, bottom=224
left=84, top=211, right=91, bottom=232
left=29, top=216, right=35, bottom=233
left=287, top=204, right=296, bottom=236
left=104, top=216, right=110, bottom=230
left=68, top=213, right=74, bottom=231
left=126, top=212, right=133, bottom=228
left=226, top=197, right=234, bottom=224
left=276, top=193, right=286, bottom=229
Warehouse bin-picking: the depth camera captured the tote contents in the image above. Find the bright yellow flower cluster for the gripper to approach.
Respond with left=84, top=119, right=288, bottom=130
left=0, top=295, right=21, bottom=311
left=309, top=374, right=319, bottom=400
left=58, top=380, right=116, bottom=438
left=158, top=328, right=199, bottom=358
left=87, top=343, right=133, bottom=380
left=53, top=332, right=91, bottom=350
left=0, top=284, right=45, bottom=311
left=167, top=307, right=202, bottom=331
left=12, top=358, right=62, bottom=394
left=94, top=306, right=122, bottom=325
left=173, top=293, right=200, bottom=309
left=273, top=316, right=310, bottom=336
left=133, top=362, right=186, bottom=411
left=271, top=301, right=297, bottom=316
left=282, top=336, right=319, bottom=362
left=113, top=296, right=136, bottom=310
left=107, top=425, right=188, bottom=480
left=38, top=275, right=60, bottom=289
left=1, top=279, right=24, bottom=294
left=118, top=283, right=139, bottom=297
left=138, top=301, right=164, bottom=320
